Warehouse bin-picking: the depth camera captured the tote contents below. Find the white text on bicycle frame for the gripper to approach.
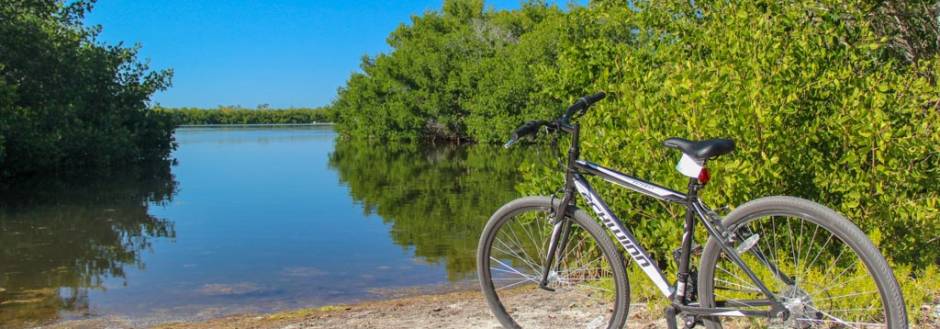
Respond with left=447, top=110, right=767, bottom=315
left=577, top=184, right=652, bottom=267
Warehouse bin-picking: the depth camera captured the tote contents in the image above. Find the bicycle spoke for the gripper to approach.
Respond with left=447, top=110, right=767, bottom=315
left=490, top=260, right=537, bottom=278
left=714, top=278, right=763, bottom=293
left=518, top=213, right=547, bottom=264
left=786, top=216, right=799, bottom=283
left=800, top=228, right=833, bottom=283
left=812, top=307, right=865, bottom=329
left=795, top=317, right=885, bottom=328
left=493, top=237, right=542, bottom=276
left=492, top=237, right=539, bottom=272
left=560, top=231, right=588, bottom=264
left=815, top=290, right=877, bottom=302
left=810, top=269, right=867, bottom=300
left=498, top=277, right=540, bottom=291
left=715, top=264, right=757, bottom=292
left=504, top=222, right=543, bottom=272
left=796, top=220, right=821, bottom=284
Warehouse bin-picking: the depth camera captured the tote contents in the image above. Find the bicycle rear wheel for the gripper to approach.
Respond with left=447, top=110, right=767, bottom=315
left=697, top=196, right=908, bottom=328
left=477, top=196, right=629, bottom=329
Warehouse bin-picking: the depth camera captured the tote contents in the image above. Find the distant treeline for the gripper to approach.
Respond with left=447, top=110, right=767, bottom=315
left=154, top=107, right=335, bottom=125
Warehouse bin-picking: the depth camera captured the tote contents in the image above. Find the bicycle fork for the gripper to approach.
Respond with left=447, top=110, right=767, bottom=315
left=538, top=215, right=571, bottom=291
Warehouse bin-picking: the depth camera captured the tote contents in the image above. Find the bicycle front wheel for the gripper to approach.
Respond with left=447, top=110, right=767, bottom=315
left=477, top=196, right=629, bottom=329
left=697, top=196, right=908, bottom=328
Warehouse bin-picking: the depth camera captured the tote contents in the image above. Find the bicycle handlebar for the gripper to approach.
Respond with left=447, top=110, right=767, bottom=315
left=503, top=120, right=547, bottom=148
left=560, top=92, right=606, bottom=122
left=504, top=92, right=606, bottom=148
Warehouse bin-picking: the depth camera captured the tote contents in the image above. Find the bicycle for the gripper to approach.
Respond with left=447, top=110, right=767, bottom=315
left=476, top=92, right=907, bottom=329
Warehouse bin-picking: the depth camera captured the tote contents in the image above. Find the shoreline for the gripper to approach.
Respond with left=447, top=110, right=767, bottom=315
left=41, top=287, right=940, bottom=329
left=153, top=289, right=668, bottom=329
left=44, top=288, right=667, bottom=329
left=176, top=123, right=335, bottom=128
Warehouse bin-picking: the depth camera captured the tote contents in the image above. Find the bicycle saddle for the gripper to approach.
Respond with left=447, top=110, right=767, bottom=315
left=663, top=137, right=735, bottom=160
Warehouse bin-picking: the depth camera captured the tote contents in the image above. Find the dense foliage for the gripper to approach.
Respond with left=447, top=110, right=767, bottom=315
left=331, top=1, right=567, bottom=142
left=155, top=106, right=334, bottom=125
left=0, top=0, right=175, bottom=178
left=333, top=0, right=939, bottom=263
left=332, top=0, right=940, bottom=317
left=534, top=0, right=940, bottom=266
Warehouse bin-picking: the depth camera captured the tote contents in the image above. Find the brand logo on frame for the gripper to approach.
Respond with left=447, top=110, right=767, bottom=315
left=578, top=189, right=652, bottom=267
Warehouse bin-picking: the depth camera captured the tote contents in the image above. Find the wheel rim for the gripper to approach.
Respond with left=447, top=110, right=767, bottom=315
left=705, top=213, right=890, bottom=328
left=484, top=206, right=618, bottom=329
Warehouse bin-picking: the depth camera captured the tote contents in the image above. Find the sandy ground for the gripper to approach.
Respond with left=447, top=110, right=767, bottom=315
left=44, top=288, right=667, bottom=329
left=40, top=288, right=940, bottom=329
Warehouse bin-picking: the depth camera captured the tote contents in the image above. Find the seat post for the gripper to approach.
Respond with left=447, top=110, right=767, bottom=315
left=674, top=177, right=701, bottom=303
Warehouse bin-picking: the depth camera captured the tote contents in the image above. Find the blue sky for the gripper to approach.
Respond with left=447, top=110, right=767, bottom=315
left=85, top=1, right=581, bottom=108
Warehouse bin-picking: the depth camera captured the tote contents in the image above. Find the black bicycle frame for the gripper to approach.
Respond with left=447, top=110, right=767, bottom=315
left=540, top=123, right=789, bottom=322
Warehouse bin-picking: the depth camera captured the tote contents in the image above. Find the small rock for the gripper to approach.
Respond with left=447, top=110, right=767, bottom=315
left=432, top=307, right=443, bottom=312
left=198, top=282, right=263, bottom=296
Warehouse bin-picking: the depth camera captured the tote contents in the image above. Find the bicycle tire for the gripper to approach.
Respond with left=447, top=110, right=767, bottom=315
left=477, top=196, right=630, bottom=329
left=697, top=196, right=908, bottom=328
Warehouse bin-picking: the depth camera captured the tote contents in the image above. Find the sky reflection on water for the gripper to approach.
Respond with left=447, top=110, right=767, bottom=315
left=0, top=126, right=520, bottom=327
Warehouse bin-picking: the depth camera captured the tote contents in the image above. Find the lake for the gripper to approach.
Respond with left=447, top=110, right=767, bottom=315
left=0, top=126, right=522, bottom=328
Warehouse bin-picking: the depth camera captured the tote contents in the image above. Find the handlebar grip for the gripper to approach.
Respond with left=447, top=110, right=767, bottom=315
left=562, top=91, right=606, bottom=121
left=512, top=120, right=545, bottom=139
left=583, top=92, right=606, bottom=105
left=504, top=120, right=547, bottom=148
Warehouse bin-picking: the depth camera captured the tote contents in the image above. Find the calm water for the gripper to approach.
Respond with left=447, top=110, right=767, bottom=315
left=0, top=126, right=521, bottom=328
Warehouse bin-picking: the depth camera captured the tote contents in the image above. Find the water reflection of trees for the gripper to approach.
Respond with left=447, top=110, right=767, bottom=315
left=0, top=164, right=177, bottom=328
left=329, top=139, right=523, bottom=281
